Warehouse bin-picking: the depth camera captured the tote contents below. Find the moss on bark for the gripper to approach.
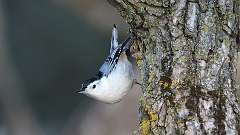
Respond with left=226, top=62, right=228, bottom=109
left=108, top=0, right=240, bottom=134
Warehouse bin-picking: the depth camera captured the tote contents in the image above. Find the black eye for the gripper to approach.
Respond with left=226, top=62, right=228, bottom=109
left=92, top=84, right=96, bottom=89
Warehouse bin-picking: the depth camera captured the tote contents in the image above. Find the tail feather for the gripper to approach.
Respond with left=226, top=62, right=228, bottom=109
left=110, top=24, right=119, bottom=54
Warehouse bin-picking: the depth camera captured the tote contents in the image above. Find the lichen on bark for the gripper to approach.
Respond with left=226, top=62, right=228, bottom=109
left=108, top=0, right=240, bottom=134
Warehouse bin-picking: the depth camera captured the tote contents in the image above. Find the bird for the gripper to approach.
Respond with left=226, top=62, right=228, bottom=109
left=79, top=25, right=135, bottom=104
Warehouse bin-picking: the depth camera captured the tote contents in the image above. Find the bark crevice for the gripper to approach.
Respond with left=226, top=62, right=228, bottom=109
left=108, top=0, right=240, bottom=134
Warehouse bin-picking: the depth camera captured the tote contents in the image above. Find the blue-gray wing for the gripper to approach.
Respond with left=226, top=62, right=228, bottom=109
left=99, top=33, right=135, bottom=76
left=99, top=46, right=122, bottom=76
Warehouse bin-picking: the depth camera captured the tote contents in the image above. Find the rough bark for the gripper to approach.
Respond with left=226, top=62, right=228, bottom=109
left=108, top=0, right=240, bottom=134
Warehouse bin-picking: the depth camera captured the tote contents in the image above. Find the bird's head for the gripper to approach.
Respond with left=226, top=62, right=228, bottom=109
left=79, top=77, right=100, bottom=97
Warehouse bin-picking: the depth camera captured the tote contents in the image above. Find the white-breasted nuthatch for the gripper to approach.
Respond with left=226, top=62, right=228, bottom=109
left=79, top=25, right=135, bottom=104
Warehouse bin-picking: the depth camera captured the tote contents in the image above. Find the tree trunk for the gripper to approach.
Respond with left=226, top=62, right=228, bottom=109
left=108, top=0, right=240, bottom=134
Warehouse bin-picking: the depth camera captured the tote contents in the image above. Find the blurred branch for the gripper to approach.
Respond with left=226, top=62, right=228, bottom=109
left=54, top=0, right=128, bottom=32
left=0, top=1, right=42, bottom=135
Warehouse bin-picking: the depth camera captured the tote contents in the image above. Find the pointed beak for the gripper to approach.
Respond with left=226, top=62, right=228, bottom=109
left=76, top=88, right=86, bottom=94
left=78, top=91, right=86, bottom=94
left=76, top=89, right=83, bottom=93
left=76, top=83, right=87, bottom=94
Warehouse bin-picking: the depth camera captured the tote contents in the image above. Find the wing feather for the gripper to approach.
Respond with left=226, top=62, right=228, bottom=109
left=98, top=26, right=135, bottom=77
left=99, top=46, right=122, bottom=76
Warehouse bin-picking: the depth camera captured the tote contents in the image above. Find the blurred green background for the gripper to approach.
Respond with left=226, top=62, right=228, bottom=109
left=0, top=0, right=139, bottom=135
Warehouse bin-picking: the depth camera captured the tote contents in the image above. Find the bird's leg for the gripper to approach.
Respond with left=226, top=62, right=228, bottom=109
left=134, top=79, right=142, bottom=86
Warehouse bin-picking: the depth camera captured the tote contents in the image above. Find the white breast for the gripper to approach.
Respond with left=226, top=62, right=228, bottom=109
left=90, top=58, right=134, bottom=103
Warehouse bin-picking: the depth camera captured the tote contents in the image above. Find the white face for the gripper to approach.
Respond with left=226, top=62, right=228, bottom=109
left=82, top=80, right=99, bottom=96
left=81, top=80, right=115, bottom=103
